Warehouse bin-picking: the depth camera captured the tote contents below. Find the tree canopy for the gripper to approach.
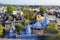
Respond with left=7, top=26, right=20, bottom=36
left=6, top=5, right=16, bottom=14
left=46, top=23, right=58, bottom=30
left=45, top=23, right=59, bottom=34
left=23, top=7, right=36, bottom=20
left=0, top=24, right=3, bottom=36
left=39, top=7, right=45, bottom=13
left=15, top=23, right=22, bottom=34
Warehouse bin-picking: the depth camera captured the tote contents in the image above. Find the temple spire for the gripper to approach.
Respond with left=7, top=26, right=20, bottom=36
left=26, top=24, right=31, bottom=35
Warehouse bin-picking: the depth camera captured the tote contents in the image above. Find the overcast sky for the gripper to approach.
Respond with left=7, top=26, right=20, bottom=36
left=0, top=0, right=60, bottom=5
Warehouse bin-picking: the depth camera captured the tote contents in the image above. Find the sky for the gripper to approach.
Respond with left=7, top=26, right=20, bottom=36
left=0, top=0, right=60, bottom=5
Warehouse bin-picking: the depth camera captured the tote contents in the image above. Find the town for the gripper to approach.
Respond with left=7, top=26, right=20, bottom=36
left=0, top=5, right=60, bottom=40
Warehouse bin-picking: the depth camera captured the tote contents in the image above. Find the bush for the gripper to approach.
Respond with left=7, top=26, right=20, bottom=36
left=46, top=35, right=60, bottom=40
left=6, top=5, right=16, bottom=14
left=45, top=23, right=58, bottom=34
left=45, top=28, right=59, bottom=34
left=0, top=24, right=3, bottom=36
left=15, top=24, right=22, bottom=34
left=39, top=7, right=45, bottom=13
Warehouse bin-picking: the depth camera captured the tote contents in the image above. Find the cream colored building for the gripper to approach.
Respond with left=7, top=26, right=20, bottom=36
left=0, top=6, right=7, bottom=13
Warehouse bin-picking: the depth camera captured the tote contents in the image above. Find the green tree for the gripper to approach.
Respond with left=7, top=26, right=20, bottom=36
left=39, top=7, right=45, bottom=15
left=0, top=24, right=3, bottom=36
left=23, top=7, right=30, bottom=19
left=21, top=19, right=30, bottom=26
left=29, top=11, right=36, bottom=20
left=6, top=5, right=16, bottom=14
left=23, top=7, right=36, bottom=20
left=24, top=19, right=29, bottom=25
left=15, top=23, right=22, bottom=34
left=45, top=23, right=58, bottom=34
left=46, top=23, right=58, bottom=30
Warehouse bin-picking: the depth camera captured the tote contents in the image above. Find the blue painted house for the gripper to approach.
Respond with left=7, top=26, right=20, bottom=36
left=31, top=16, right=48, bottom=34
left=21, top=12, right=48, bottom=34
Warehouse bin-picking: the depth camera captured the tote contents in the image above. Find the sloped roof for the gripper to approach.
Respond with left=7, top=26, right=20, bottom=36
left=32, top=21, right=44, bottom=29
left=0, top=20, right=6, bottom=23
left=32, top=16, right=48, bottom=29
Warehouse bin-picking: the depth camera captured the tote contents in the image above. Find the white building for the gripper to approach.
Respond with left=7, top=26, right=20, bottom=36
left=12, top=11, right=20, bottom=15
left=0, top=6, right=7, bottom=13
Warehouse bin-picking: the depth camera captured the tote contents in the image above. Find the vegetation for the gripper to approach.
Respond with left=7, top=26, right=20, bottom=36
left=23, top=7, right=30, bottom=19
left=0, top=24, right=3, bottom=36
left=46, top=23, right=58, bottom=30
left=29, top=11, right=36, bottom=20
left=15, top=23, right=22, bottom=34
left=21, top=19, right=30, bottom=26
left=45, top=23, right=59, bottom=34
left=46, top=35, right=60, bottom=40
left=24, top=19, right=30, bottom=25
left=23, top=7, right=36, bottom=20
left=6, top=5, right=16, bottom=14
left=39, top=7, right=45, bottom=16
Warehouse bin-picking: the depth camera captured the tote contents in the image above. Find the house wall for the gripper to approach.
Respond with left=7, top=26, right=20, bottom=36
left=31, top=28, right=44, bottom=34
left=5, top=24, right=11, bottom=31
